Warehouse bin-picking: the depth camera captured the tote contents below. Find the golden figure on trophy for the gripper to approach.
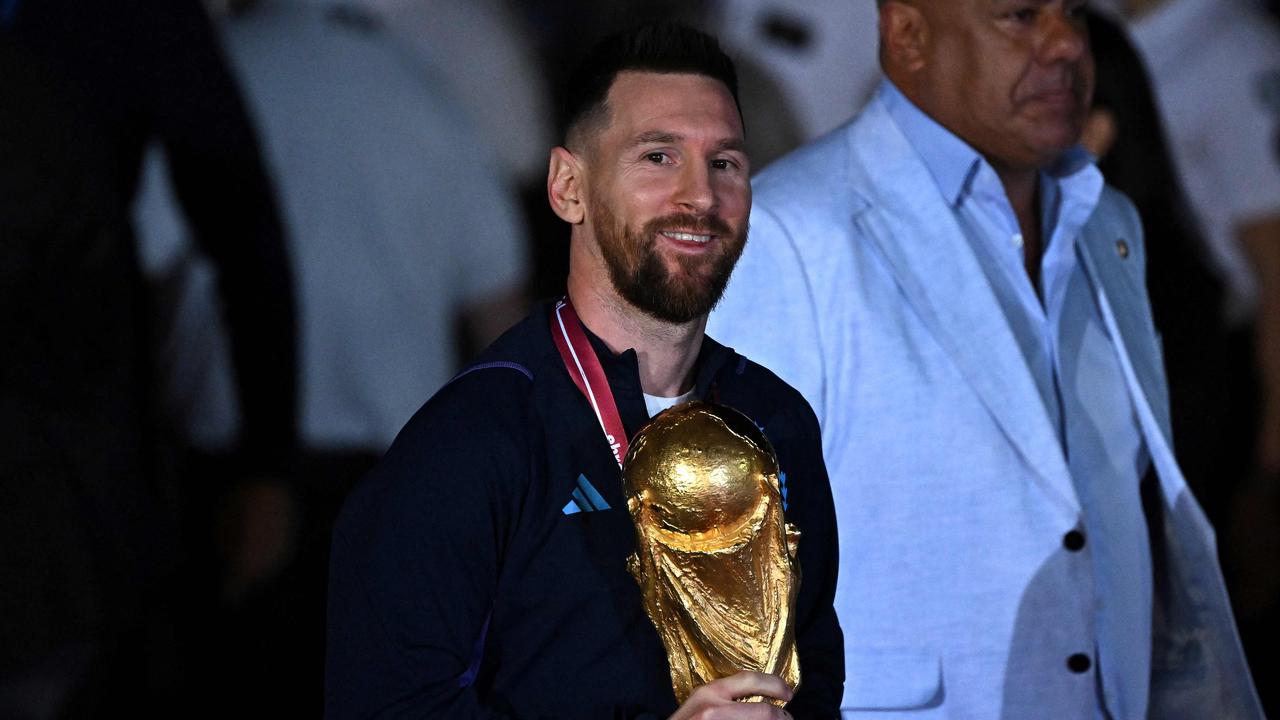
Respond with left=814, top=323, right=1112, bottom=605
left=622, top=402, right=801, bottom=706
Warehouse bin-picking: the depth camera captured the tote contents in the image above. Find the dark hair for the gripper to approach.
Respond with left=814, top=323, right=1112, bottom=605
left=1087, top=12, right=1190, bottom=226
left=1085, top=7, right=1223, bottom=327
left=561, top=22, right=740, bottom=149
left=1086, top=9, right=1235, bottom=488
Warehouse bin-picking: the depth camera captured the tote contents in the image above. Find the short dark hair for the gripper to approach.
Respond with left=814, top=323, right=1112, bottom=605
left=561, top=22, right=740, bottom=150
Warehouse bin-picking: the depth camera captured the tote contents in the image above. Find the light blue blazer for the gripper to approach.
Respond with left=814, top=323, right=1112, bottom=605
left=709, top=96, right=1263, bottom=718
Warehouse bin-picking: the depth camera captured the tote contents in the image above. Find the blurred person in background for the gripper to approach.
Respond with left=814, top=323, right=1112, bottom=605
left=362, top=0, right=568, bottom=301
left=0, top=43, right=147, bottom=719
left=706, top=0, right=882, bottom=163
left=1, top=0, right=298, bottom=714
left=366, top=0, right=554, bottom=192
left=134, top=0, right=529, bottom=714
left=1123, top=0, right=1280, bottom=482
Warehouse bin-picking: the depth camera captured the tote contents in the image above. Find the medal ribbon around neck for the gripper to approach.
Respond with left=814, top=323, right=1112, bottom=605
left=551, top=298, right=629, bottom=470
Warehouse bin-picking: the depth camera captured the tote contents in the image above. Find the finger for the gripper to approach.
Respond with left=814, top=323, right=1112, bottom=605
left=706, top=672, right=794, bottom=703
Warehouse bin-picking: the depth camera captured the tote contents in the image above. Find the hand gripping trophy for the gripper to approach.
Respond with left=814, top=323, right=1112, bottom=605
left=622, top=402, right=801, bottom=706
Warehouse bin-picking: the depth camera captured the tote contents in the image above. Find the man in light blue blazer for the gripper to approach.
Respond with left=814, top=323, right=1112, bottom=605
left=708, top=0, right=1264, bottom=717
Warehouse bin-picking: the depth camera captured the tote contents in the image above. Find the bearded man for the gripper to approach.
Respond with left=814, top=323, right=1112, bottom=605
left=325, top=23, right=843, bottom=720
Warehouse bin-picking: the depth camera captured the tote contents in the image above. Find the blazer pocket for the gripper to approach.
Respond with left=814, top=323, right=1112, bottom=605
left=842, top=647, right=943, bottom=711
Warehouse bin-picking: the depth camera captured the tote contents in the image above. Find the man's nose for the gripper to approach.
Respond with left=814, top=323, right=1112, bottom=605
left=672, top=160, right=716, bottom=214
left=1039, top=8, right=1087, bottom=64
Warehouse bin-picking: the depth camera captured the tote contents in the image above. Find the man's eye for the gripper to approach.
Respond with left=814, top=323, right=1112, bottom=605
left=645, top=152, right=669, bottom=164
left=711, top=158, right=734, bottom=170
left=1006, top=6, right=1036, bottom=22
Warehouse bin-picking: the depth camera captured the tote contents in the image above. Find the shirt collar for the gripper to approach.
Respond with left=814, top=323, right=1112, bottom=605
left=879, top=79, right=983, bottom=207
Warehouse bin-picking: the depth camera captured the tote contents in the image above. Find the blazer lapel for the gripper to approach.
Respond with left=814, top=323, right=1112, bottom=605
left=1075, top=217, right=1198, bottom=518
left=847, top=100, right=1079, bottom=516
left=1075, top=221, right=1172, bottom=439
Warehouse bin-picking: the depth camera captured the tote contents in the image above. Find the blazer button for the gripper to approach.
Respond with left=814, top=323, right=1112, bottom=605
left=1116, top=239, right=1130, bottom=259
left=1063, top=529, right=1086, bottom=552
left=1067, top=653, right=1092, bottom=674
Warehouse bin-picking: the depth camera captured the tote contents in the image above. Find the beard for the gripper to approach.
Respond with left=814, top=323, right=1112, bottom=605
left=591, top=202, right=747, bottom=325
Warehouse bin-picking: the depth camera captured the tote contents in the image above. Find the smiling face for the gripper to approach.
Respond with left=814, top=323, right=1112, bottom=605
left=572, top=71, right=751, bottom=324
left=894, top=0, right=1094, bottom=173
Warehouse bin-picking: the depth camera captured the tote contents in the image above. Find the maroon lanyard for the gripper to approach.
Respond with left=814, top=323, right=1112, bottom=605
left=550, top=298, right=629, bottom=470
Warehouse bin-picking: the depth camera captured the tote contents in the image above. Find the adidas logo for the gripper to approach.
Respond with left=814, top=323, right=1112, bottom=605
left=562, top=473, right=611, bottom=515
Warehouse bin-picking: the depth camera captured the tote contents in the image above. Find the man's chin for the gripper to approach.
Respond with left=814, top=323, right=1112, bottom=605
left=1009, top=129, right=1083, bottom=170
left=631, top=297, right=707, bottom=325
left=1030, top=113, right=1086, bottom=147
left=624, top=279, right=719, bottom=325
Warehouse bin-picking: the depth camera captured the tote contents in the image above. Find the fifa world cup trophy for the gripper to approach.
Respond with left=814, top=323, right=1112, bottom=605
left=622, top=402, right=800, bottom=706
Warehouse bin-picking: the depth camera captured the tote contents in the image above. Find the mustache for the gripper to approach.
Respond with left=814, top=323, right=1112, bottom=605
left=643, top=212, right=734, bottom=238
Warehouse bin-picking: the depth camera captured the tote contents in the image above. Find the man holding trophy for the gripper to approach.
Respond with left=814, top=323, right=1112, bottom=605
left=325, top=22, right=844, bottom=719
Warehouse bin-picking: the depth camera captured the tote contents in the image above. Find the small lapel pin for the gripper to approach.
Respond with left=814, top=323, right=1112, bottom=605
left=1115, top=239, right=1130, bottom=260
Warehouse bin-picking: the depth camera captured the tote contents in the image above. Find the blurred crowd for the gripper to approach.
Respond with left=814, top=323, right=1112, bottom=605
left=2, top=0, right=1278, bottom=716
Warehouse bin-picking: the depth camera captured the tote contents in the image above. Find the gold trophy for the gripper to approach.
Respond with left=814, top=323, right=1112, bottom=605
left=622, top=401, right=800, bottom=706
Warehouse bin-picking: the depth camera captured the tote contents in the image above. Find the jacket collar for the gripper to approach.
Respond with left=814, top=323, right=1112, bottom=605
left=543, top=300, right=735, bottom=436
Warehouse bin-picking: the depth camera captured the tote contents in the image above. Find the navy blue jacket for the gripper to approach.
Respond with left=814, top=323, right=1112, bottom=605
left=327, top=302, right=843, bottom=718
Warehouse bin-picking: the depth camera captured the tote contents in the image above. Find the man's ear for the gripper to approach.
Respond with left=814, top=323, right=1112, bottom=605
left=880, top=1, right=929, bottom=74
left=547, top=146, right=586, bottom=224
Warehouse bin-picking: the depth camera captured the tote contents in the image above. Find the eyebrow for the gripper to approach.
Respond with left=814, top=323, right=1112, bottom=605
left=634, top=131, right=681, bottom=145
left=630, top=131, right=746, bottom=153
